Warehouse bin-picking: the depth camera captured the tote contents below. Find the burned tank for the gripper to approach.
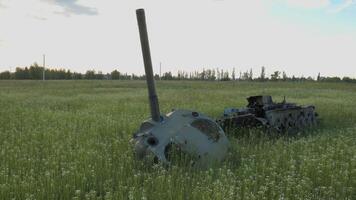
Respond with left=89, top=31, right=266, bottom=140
left=217, top=96, right=318, bottom=134
left=132, top=9, right=229, bottom=167
left=131, top=8, right=318, bottom=168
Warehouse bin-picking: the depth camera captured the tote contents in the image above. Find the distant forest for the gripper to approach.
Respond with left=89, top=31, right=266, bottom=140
left=0, top=63, right=355, bottom=83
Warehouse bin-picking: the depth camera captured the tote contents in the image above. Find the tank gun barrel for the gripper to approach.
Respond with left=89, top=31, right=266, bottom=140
left=136, top=9, right=161, bottom=122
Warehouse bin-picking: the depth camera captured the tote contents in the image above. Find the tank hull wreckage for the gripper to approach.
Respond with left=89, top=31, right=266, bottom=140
left=217, top=96, right=318, bottom=134
left=132, top=9, right=318, bottom=167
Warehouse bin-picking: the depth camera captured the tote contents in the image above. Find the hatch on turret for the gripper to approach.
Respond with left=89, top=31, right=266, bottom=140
left=247, top=96, right=273, bottom=107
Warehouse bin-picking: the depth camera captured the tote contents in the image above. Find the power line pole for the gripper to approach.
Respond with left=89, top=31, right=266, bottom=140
left=159, top=62, right=161, bottom=80
left=43, top=54, right=45, bottom=81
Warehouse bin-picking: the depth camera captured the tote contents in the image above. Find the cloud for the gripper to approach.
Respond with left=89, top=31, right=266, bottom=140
left=31, top=15, right=47, bottom=20
left=328, top=0, right=356, bottom=13
left=282, top=0, right=356, bottom=13
left=283, top=0, right=330, bottom=9
left=0, top=0, right=97, bottom=19
left=42, top=0, right=98, bottom=16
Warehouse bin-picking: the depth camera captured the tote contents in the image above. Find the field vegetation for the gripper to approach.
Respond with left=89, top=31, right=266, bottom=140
left=0, top=80, right=355, bottom=199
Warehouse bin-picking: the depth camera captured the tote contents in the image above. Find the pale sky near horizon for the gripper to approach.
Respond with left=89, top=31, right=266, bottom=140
left=0, top=0, right=355, bottom=78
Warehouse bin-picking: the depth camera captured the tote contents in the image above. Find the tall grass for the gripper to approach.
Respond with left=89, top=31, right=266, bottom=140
left=0, top=80, right=355, bottom=199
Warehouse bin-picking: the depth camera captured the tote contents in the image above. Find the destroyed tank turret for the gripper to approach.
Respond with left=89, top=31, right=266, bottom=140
left=131, top=9, right=229, bottom=167
left=217, top=95, right=318, bottom=134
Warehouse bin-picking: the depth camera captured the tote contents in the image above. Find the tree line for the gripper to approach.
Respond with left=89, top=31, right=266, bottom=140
left=0, top=63, right=355, bottom=83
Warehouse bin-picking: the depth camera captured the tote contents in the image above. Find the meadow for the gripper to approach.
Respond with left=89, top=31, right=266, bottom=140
left=0, top=80, right=355, bottom=200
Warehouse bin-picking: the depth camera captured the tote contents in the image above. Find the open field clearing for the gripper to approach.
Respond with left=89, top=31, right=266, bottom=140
left=0, top=80, right=355, bottom=199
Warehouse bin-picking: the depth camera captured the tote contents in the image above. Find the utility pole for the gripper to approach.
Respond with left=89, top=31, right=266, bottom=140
left=159, top=62, right=161, bottom=80
left=43, top=54, right=45, bottom=81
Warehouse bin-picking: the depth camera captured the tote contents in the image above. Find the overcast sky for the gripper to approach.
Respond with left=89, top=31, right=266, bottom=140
left=0, top=0, right=355, bottom=78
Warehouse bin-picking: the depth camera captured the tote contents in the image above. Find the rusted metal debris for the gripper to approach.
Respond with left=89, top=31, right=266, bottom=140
left=132, top=9, right=318, bottom=168
left=217, top=96, right=318, bottom=134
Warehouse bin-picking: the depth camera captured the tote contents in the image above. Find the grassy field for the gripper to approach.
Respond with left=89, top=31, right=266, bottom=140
left=0, top=80, right=355, bottom=200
